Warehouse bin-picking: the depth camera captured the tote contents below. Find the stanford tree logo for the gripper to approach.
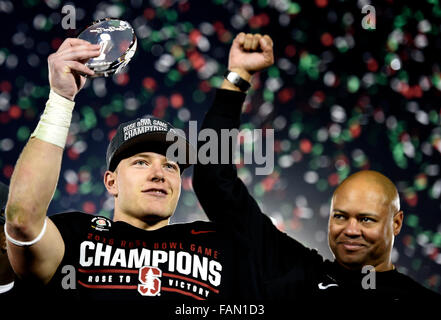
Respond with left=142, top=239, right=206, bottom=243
left=138, top=266, right=162, bottom=296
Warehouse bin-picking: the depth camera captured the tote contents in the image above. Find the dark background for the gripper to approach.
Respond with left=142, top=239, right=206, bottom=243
left=0, top=0, right=440, bottom=294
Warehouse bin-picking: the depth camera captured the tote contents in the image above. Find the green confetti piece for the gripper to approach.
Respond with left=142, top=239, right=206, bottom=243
left=347, top=76, right=360, bottom=93
left=414, top=177, right=427, bottom=190
left=309, top=158, right=320, bottom=170
left=392, top=144, right=407, bottom=169
left=254, top=183, right=265, bottom=197
left=375, top=73, right=388, bottom=86
left=81, top=106, right=97, bottom=130
left=79, top=181, right=93, bottom=195
left=111, top=98, right=124, bottom=112
left=17, top=126, right=30, bottom=141
left=432, top=232, right=441, bottom=247
left=263, top=88, right=274, bottom=102
left=312, top=143, right=323, bottom=156
left=414, top=10, right=424, bottom=21
left=258, top=0, right=269, bottom=7
left=411, top=258, right=422, bottom=271
left=316, top=179, right=328, bottom=192
left=406, top=214, right=419, bottom=227
left=92, top=183, right=105, bottom=196
left=429, top=110, right=439, bottom=124
left=53, top=188, right=60, bottom=201
left=288, top=2, right=301, bottom=15
left=210, top=76, right=223, bottom=88
left=31, top=85, right=49, bottom=98
left=87, top=156, right=102, bottom=169
left=23, top=0, right=39, bottom=7
left=193, top=90, right=206, bottom=103
left=167, top=69, right=182, bottom=83
left=268, top=66, right=280, bottom=78
left=18, top=97, right=32, bottom=110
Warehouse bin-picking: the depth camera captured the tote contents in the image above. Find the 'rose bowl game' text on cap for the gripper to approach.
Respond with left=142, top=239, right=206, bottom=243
left=106, top=116, right=193, bottom=174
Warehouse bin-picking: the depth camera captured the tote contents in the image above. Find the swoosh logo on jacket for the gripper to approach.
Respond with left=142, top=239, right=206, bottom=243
left=318, top=282, right=339, bottom=290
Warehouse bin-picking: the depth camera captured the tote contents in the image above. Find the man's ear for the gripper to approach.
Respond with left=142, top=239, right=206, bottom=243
left=393, top=211, right=404, bottom=236
left=104, top=170, right=118, bottom=196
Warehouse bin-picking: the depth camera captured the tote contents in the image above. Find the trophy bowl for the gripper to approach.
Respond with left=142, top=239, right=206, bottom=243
left=77, top=18, right=137, bottom=77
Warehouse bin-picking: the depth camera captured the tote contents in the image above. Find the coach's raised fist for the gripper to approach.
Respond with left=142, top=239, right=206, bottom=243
left=48, top=38, right=101, bottom=101
left=227, top=33, right=274, bottom=82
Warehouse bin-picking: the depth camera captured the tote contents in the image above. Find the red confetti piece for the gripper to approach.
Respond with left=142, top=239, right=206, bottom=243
left=66, top=183, right=78, bottom=195
left=155, top=96, right=169, bottom=109
left=328, top=173, right=339, bottom=186
left=367, top=58, right=379, bottom=72
left=106, top=114, right=119, bottom=127
left=108, top=129, right=117, bottom=141
left=321, top=32, right=333, bottom=47
left=315, top=0, right=328, bottom=8
left=143, top=8, right=155, bottom=20
left=404, top=192, right=418, bottom=207
left=0, top=113, right=10, bottom=124
left=285, top=44, right=296, bottom=57
left=116, top=73, right=129, bottom=86
left=142, top=77, right=157, bottom=91
left=349, top=123, right=362, bottom=138
left=189, top=29, right=202, bottom=46
left=0, top=81, right=11, bottom=92
left=9, top=105, right=22, bottom=119
left=51, top=38, right=63, bottom=50
left=278, top=88, right=295, bottom=103
left=170, top=93, right=184, bottom=109
left=299, top=139, right=312, bottom=154
left=82, top=201, right=96, bottom=214
left=3, top=164, right=14, bottom=179
left=67, top=147, right=80, bottom=160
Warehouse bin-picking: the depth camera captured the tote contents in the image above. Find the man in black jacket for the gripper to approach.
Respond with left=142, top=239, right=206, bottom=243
left=193, top=33, right=440, bottom=306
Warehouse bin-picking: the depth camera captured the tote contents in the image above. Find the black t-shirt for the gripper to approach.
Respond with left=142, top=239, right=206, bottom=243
left=312, top=260, right=440, bottom=301
left=45, top=211, right=261, bottom=302
left=192, top=89, right=441, bottom=306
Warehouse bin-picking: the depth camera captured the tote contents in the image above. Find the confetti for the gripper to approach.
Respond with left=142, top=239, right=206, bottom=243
left=0, top=0, right=440, bottom=293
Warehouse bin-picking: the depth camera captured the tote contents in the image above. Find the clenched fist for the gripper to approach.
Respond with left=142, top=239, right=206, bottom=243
left=48, top=38, right=101, bottom=101
left=227, top=33, right=274, bottom=83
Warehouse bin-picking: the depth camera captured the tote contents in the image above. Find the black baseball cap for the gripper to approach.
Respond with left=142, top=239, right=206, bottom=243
left=106, top=116, right=193, bottom=174
left=0, top=181, right=8, bottom=225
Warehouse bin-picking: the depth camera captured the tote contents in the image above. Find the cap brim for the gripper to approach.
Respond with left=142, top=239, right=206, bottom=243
left=108, top=131, right=194, bottom=173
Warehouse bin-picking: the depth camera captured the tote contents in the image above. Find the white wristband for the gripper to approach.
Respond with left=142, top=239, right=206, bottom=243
left=4, top=218, right=48, bottom=247
left=30, top=90, right=75, bottom=148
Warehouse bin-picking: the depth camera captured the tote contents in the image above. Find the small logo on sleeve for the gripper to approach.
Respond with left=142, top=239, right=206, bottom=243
left=91, top=217, right=112, bottom=231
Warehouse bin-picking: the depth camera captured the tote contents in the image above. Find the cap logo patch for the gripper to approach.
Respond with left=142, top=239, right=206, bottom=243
left=122, top=118, right=169, bottom=141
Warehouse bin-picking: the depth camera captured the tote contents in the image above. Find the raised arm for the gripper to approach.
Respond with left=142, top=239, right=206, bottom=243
left=193, top=34, right=324, bottom=297
left=193, top=33, right=274, bottom=230
left=5, top=38, right=99, bottom=283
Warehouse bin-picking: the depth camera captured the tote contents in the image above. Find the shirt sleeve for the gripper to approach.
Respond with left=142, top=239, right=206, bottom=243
left=49, top=211, right=90, bottom=260
left=192, top=89, right=323, bottom=284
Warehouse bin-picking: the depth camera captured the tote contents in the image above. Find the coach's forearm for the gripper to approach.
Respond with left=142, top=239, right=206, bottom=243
left=6, top=138, right=63, bottom=239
